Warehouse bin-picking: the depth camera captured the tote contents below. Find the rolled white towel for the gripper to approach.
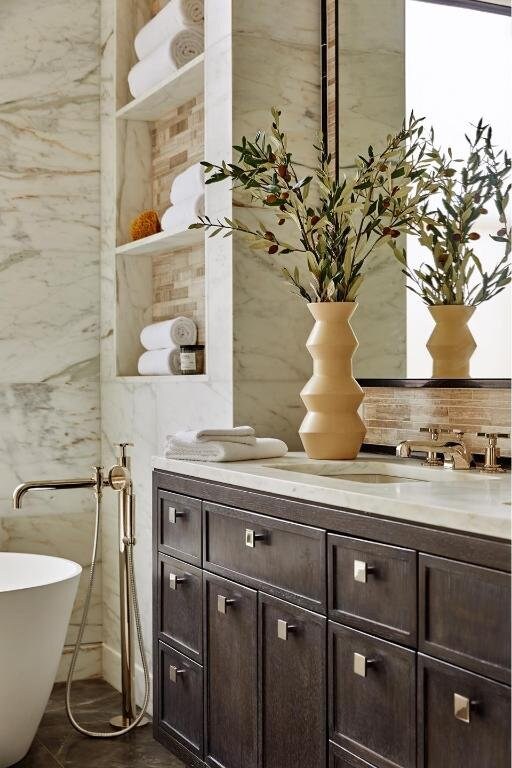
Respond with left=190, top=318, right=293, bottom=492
left=138, top=348, right=182, bottom=376
left=128, top=37, right=177, bottom=98
left=164, top=437, right=288, bottom=462
left=172, top=28, right=203, bottom=67
left=169, top=427, right=257, bottom=446
left=128, top=30, right=203, bottom=98
left=140, top=317, right=197, bottom=351
left=170, top=163, right=204, bottom=204
left=161, top=195, right=204, bottom=233
left=135, top=0, right=204, bottom=61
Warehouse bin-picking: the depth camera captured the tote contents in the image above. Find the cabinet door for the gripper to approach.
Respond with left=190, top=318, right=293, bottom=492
left=259, top=592, right=327, bottom=768
left=418, top=654, right=511, bottom=768
left=329, top=622, right=415, bottom=768
left=204, top=573, right=257, bottom=768
left=158, top=553, right=202, bottom=662
left=419, top=554, right=510, bottom=683
left=158, top=641, right=203, bottom=758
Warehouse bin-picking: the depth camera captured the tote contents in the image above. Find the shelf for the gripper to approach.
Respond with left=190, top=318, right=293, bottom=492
left=116, top=226, right=204, bottom=257
left=116, top=375, right=208, bottom=383
left=116, top=54, right=204, bottom=122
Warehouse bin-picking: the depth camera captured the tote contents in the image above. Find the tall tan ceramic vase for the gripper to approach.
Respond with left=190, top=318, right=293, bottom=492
left=427, top=305, right=476, bottom=379
left=300, top=302, right=366, bottom=460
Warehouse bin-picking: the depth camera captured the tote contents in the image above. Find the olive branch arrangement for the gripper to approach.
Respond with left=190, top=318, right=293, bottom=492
left=390, top=120, right=511, bottom=306
left=190, top=108, right=437, bottom=302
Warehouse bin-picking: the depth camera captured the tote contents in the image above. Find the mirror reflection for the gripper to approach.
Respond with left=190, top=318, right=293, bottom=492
left=335, top=0, right=511, bottom=380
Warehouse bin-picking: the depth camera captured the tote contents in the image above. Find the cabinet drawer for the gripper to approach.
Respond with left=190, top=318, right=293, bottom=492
left=204, top=502, right=326, bottom=612
left=259, top=593, right=327, bottom=768
left=158, top=553, right=202, bottom=663
left=419, top=554, right=511, bottom=682
left=157, top=489, right=202, bottom=566
left=330, top=742, right=377, bottom=768
left=329, top=622, right=416, bottom=768
left=328, top=534, right=416, bottom=645
left=204, top=573, right=258, bottom=768
left=158, top=642, right=203, bottom=759
left=418, top=654, right=511, bottom=768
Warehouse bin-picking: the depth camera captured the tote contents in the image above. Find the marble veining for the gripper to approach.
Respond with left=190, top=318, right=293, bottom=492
left=0, top=0, right=102, bottom=675
left=152, top=452, right=511, bottom=541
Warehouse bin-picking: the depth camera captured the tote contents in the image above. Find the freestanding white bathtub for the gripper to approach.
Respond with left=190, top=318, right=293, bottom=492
left=0, top=553, right=81, bottom=767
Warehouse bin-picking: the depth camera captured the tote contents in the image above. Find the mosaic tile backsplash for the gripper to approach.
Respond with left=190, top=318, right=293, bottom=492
left=361, top=387, right=511, bottom=458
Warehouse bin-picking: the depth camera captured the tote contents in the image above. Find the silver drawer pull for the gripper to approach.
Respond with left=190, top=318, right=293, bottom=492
left=354, top=560, right=375, bottom=583
left=277, top=619, right=296, bottom=641
left=245, top=528, right=266, bottom=548
left=353, top=652, right=376, bottom=677
left=169, top=665, right=186, bottom=683
left=169, top=573, right=186, bottom=590
left=168, top=506, right=185, bottom=524
left=217, top=594, right=236, bottom=614
left=454, top=694, right=478, bottom=723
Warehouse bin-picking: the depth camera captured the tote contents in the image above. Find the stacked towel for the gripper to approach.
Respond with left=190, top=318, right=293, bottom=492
left=164, top=429, right=288, bottom=462
left=138, top=348, right=182, bottom=376
left=162, top=163, right=205, bottom=234
left=140, top=317, right=197, bottom=349
left=134, top=0, right=204, bottom=60
left=128, top=0, right=204, bottom=99
left=171, top=427, right=257, bottom=446
left=137, top=317, right=197, bottom=376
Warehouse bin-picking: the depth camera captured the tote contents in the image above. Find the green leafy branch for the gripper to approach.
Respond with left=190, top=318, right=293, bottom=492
left=391, top=120, right=511, bottom=306
left=190, top=107, right=437, bottom=302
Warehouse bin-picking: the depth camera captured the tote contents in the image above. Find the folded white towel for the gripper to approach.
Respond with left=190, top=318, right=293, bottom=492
left=161, top=194, right=204, bottom=233
left=135, top=0, right=204, bottom=61
left=170, top=427, right=257, bottom=446
left=140, top=317, right=197, bottom=351
left=128, top=30, right=203, bottom=98
left=138, top=348, right=182, bottom=376
left=164, top=437, right=288, bottom=462
left=170, top=163, right=204, bottom=205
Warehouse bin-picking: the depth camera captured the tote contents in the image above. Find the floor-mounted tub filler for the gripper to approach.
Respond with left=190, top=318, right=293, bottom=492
left=0, top=553, right=81, bottom=767
left=1, top=444, right=149, bottom=767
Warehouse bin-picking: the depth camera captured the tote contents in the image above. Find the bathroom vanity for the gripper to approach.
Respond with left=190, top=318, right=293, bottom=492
left=151, top=455, right=511, bottom=768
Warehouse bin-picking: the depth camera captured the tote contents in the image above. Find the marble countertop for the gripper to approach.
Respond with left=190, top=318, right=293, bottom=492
left=152, top=452, right=511, bottom=541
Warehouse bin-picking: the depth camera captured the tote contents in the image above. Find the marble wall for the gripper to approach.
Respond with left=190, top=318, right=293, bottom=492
left=0, top=0, right=102, bottom=679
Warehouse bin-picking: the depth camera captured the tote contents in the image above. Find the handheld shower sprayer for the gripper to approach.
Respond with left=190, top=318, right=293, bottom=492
left=12, top=443, right=150, bottom=737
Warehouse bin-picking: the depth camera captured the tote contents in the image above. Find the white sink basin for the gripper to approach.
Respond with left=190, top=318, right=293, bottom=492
left=266, top=459, right=501, bottom=485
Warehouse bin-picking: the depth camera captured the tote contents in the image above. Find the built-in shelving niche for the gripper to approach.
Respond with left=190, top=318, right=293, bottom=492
left=115, top=0, right=205, bottom=378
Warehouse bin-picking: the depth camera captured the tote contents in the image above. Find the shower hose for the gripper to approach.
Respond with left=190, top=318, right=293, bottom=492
left=65, top=488, right=151, bottom=737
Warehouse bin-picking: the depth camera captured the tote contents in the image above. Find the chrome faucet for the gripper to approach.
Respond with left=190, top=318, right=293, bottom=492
left=13, top=469, right=103, bottom=509
left=396, top=427, right=473, bottom=470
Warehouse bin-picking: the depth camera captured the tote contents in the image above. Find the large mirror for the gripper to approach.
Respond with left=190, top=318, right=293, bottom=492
left=324, top=0, right=511, bottom=383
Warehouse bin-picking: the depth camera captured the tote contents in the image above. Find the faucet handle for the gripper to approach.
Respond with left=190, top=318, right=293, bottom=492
left=115, top=442, right=134, bottom=460
left=420, top=426, right=441, bottom=439
left=477, top=433, right=509, bottom=473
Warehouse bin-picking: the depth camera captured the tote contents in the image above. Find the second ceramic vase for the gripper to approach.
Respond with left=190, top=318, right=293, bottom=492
left=300, top=302, right=366, bottom=460
left=427, top=305, right=476, bottom=379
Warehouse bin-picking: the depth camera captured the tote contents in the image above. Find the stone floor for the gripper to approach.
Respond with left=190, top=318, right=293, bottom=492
left=15, top=679, right=185, bottom=768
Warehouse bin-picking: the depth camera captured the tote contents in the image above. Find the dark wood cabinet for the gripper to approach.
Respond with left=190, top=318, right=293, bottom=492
left=258, top=592, right=327, bottom=768
left=153, top=469, right=511, bottom=768
left=418, top=654, right=511, bottom=768
left=158, top=553, right=203, bottom=662
left=419, top=554, right=511, bottom=683
left=328, top=534, right=417, bottom=646
left=203, top=502, right=326, bottom=612
left=329, top=622, right=416, bottom=768
left=158, top=641, right=203, bottom=758
left=203, top=573, right=258, bottom=768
